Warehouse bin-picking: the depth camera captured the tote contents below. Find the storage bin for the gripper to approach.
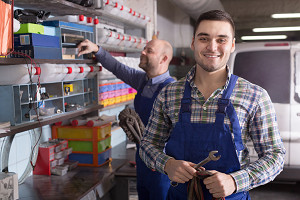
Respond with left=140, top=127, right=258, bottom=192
left=15, top=23, right=44, bottom=34
left=68, top=147, right=112, bottom=166
left=12, top=46, right=62, bottom=59
left=14, top=33, right=60, bottom=48
left=52, top=124, right=112, bottom=167
left=52, top=123, right=111, bottom=139
left=44, top=26, right=60, bottom=36
left=68, top=135, right=111, bottom=152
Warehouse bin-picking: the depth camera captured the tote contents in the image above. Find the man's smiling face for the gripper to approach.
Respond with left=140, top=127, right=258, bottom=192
left=191, top=20, right=235, bottom=73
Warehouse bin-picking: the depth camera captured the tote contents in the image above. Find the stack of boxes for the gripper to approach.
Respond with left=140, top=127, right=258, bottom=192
left=33, top=139, right=72, bottom=176
left=99, top=80, right=137, bottom=107
left=52, top=123, right=112, bottom=167
left=12, top=23, right=62, bottom=59
left=12, top=20, right=94, bottom=60
left=42, top=20, right=94, bottom=60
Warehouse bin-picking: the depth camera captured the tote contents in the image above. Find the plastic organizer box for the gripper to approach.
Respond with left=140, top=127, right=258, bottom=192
left=52, top=123, right=112, bottom=167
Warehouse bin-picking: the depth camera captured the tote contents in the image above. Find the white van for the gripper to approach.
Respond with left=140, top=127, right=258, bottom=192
left=228, top=42, right=300, bottom=181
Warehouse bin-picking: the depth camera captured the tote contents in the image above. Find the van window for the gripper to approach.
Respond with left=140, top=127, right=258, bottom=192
left=233, top=50, right=290, bottom=104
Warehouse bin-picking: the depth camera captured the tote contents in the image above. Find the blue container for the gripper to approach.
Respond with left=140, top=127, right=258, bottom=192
left=12, top=46, right=62, bottom=59
left=14, top=33, right=60, bottom=48
left=42, top=20, right=94, bottom=32
left=68, top=147, right=111, bottom=166
left=44, top=26, right=60, bottom=36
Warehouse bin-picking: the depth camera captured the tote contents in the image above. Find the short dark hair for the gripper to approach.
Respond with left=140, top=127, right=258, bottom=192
left=193, top=10, right=235, bottom=38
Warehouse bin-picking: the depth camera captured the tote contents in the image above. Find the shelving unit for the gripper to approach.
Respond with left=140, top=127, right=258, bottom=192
left=0, top=76, right=98, bottom=123
left=0, top=58, right=97, bottom=65
left=14, top=0, right=147, bottom=29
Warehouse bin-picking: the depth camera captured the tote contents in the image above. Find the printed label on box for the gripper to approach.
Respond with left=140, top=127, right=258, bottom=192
left=20, top=35, right=31, bottom=45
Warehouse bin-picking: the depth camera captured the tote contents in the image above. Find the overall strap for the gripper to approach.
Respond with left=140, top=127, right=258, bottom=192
left=156, top=77, right=175, bottom=93
left=179, top=81, right=192, bottom=124
left=215, top=74, right=244, bottom=151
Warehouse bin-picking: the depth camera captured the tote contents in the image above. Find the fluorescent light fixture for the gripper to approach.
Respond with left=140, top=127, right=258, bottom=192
left=241, top=35, right=287, bottom=40
left=272, top=13, right=300, bottom=18
left=253, top=26, right=300, bottom=32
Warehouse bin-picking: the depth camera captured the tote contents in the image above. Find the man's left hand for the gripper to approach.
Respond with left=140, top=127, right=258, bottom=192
left=203, top=170, right=236, bottom=198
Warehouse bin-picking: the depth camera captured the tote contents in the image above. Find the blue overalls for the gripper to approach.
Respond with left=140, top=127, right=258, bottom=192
left=134, top=77, right=174, bottom=200
left=165, top=75, right=250, bottom=200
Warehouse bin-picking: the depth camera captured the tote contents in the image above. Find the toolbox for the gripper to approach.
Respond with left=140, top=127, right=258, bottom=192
left=14, top=33, right=60, bottom=48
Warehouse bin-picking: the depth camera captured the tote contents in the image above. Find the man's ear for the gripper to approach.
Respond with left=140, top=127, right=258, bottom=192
left=191, top=37, right=195, bottom=51
left=230, top=38, right=236, bottom=53
left=160, top=55, right=168, bottom=64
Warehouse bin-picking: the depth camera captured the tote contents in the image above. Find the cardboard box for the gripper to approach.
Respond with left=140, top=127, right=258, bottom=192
left=0, top=172, right=18, bottom=200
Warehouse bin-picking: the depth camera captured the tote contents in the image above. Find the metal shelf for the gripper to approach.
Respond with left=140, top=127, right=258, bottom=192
left=14, top=0, right=101, bottom=16
left=2, top=104, right=103, bottom=138
left=14, top=0, right=147, bottom=29
left=0, top=58, right=97, bottom=65
left=2, top=100, right=134, bottom=138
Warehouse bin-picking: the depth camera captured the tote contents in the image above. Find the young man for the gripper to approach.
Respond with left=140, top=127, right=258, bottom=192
left=139, top=10, right=285, bottom=200
left=77, top=39, right=175, bottom=200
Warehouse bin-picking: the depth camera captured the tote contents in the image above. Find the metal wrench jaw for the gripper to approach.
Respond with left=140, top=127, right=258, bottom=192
left=208, top=150, right=221, bottom=161
left=193, top=150, right=221, bottom=169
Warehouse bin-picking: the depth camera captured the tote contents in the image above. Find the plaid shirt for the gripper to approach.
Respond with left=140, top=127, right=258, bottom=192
left=139, top=66, right=285, bottom=193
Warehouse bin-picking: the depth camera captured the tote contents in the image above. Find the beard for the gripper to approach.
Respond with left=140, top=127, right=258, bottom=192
left=139, top=55, right=149, bottom=70
left=195, top=59, right=223, bottom=72
left=194, top=53, right=227, bottom=73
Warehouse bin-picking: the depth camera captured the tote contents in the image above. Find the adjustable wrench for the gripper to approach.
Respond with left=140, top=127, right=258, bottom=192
left=170, top=150, right=221, bottom=187
left=194, top=150, right=221, bottom=170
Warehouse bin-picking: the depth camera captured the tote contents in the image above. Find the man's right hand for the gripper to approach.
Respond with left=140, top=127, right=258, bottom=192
left=164, top=158, right=197, bottom=183
left=77, top=39, right=99, bottom=57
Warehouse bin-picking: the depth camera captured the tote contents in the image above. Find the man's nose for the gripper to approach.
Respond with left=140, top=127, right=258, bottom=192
left=141, top=49, right=146, bottom=55
left=206, top=40, right=218, bottom=51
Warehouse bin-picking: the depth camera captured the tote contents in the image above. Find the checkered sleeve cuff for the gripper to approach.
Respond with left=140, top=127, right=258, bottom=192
left=230, top=169, right=250, bottom=193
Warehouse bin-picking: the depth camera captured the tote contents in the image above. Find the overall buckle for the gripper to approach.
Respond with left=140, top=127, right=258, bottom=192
left=216, top=98, right=230, bottom=114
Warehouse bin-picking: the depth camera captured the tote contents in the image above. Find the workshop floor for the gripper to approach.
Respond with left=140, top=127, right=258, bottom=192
left=129, top=180, right=300, bottom=200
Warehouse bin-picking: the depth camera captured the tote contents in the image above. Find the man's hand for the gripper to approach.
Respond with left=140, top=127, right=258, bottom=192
left=77, top=39, right=99, bottom=57
left=164, top=158, right=197, bottom=183
left=203, top=170, right=236, bottom=198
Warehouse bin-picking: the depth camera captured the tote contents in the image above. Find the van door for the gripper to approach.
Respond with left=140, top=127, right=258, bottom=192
left=290, top=51, right=300, bottom=165
left=232, top=49, right=291, bottom=165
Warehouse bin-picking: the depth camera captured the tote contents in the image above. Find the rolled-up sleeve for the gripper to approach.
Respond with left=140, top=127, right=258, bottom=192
left=231, top=89, right=286, bottom=192
left=94, top=47, right=146, bottom=90
left=139, top=87, right=174, bottom=174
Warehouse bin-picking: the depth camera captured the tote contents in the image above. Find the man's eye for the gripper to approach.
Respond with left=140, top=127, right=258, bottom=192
left=218, top=39, right=227, bottom=43
left=199, top=37, right=207, bottom=41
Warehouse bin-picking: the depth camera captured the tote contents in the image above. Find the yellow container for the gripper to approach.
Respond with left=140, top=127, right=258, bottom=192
left=99, top=99, right=110, bottom=107
left=63, top=83, right=74, bottom=95
left=121, top=95, right=127, bottom=102
left=115, top=96, right=121, bottom=104
left=53, top=123, right=111, bottom=139
left=108, top=98, right=115, bottom=105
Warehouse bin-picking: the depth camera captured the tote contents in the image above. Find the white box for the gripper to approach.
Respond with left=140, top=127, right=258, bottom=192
left=0, top=172, right=18, bottom=200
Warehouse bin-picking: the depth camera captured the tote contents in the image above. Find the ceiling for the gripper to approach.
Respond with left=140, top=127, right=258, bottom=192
left=221, top=0, right=300, bottom=42
left=170, top=0, right=300, bottom=43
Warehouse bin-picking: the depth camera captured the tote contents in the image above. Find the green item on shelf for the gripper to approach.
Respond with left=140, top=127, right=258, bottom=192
left=15, top=23, right=44, bottom=34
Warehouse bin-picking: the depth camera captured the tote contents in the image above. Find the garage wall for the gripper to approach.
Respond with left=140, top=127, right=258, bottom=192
left=157, top=0, right=194, bottom=48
